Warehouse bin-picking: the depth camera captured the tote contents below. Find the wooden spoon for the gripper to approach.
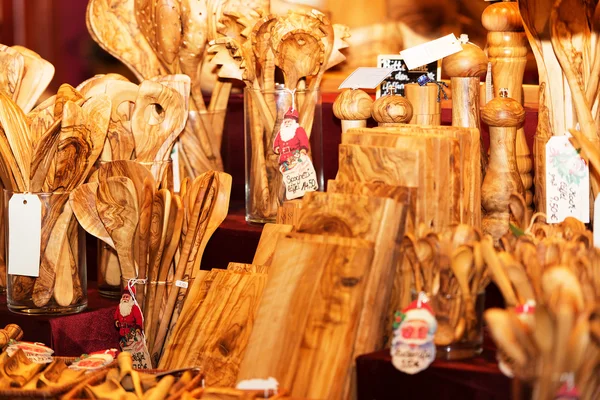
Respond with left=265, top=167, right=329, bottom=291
left=11, top=46, right=54, bottom=114
left=96, top=176, right=140, bottom=280
left=0, top=44, right=24, bottom=101
left=274, top=29, right=324, bottom=90
left=450, top=245, right=476, bottom=329
left=54, top=210, right=76, bottom=307
left=86, top=0, right=167, bottom=81
left=0, top=90, right=32, bottom=191
left=481, top=236, right=518, bottom=306
left=92, top=160, right=156, bottom=203
left=136, top=177, right=155, bottom=302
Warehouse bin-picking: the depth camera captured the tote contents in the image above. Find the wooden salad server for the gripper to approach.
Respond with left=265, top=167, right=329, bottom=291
left=96, top=176, right=140, bottom=281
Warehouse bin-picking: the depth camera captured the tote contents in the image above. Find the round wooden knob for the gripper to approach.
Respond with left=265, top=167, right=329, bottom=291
left=333, top=89, right=373, bottom=120
left=442, top=42, right=488, bottom=77
left=372, top=95, right=413, bottom=124
left=481, top=1, right=523, bottom=32
left=481, top=90, right=525, bottom=127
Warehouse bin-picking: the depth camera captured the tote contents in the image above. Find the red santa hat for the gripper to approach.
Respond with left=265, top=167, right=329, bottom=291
left=122, top=285, right=136, bottom=298
left=402, top=299, right=437, bottom=334
left=283, top=107, right=299, bottom=120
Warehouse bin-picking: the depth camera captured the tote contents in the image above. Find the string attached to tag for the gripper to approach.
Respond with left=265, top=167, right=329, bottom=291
left=417, top=74, right=449, bottom=102
left=283, top=88, right=297, bottom=110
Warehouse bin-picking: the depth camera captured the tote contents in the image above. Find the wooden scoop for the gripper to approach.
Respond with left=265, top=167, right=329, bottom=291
left=96, top=176, right=140, bottom=280
left=450, top=245, right=476, bottom=329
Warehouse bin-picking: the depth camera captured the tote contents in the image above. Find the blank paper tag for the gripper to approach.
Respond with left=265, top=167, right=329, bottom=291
left=175, top=280, right=188, bottom=289
left=594, top=196, right=600, bottom=248
left=8, top=193, right=42, bottom=277
left=545, top=136, right=590, bottom=224
left=338, top=67, right=395, bottom=90
left=400, top=34, right=463, bottom=70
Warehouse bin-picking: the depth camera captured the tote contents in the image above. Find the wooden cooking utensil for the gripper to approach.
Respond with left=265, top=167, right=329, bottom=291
left=0, top=90, right=31, bottom=191
left=91, top=160, right=156, bottom=204
left=29, top=118, right=62, bottom=193
left=31, top=197, right=75, bottom=307
left=135, top=177, right=155, bottom=303
left=86, top=0, right=167, bottom=81
left=450, top=245, right=476, bottom=328
left=11, top=46, right=54, bottom=114
left=272, top=27, right=324, bottom=90
left=96, top=176, right=140, bottom=280
left=48, top=97, right=111, bottom=192
left=0, top=45, right=24, bottom=102
left=131, top=80, right=187, bottom=165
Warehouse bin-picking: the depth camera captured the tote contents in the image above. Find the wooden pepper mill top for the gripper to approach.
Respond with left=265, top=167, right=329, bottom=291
left=481, top=90, right=525, bottom=127
left=442, top=41, right=488, bottom=78
left=333, top=89, right=373, bottom=121
left=481, top=0, right=523, bottom=32
left=371, top=94, right=413, bottom=125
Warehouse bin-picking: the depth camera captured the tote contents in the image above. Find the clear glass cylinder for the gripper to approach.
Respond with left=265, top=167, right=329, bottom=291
left=244, top=87, right=323, bottom=223
left=95, top=159, right=173, bottom=298
left=412, top=290, right=485, bottom=360
left=5, top=191, right=87, bottom=315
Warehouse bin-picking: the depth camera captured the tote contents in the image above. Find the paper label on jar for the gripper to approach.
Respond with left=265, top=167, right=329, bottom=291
left=400, top=34, right=463, bottom=70
left=7, top=193, right=42, bottom=277
left=545, top=135, right=590, bottom=224
left=390, top=294, right=437, bottom=374
left=6, top=341, right=54, bottom=364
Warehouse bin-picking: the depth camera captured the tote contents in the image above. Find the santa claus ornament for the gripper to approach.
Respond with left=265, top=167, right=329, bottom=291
left=391, top=293, right=437, bottom=374
left=273, top=90, right=318, bottom=200
left=114, top=281, right=151, bottom=369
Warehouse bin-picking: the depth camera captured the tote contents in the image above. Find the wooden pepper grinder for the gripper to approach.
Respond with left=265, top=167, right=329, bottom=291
left=333, top=89, right=373, bottom=133
left=404, top=80, right=443, bottom=125
left=371, top=88, right=413, bottom=127
left=0, top=324, right=23, bottom=348
left=442, top=37, right=488, bottom=172
left=482, top=0, right=533, bottom=208
left=481, top=89, right=525, bottom=242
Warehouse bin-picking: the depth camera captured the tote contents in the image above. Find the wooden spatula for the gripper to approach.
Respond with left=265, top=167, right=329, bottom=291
left=11, top=46, right=54, bottom=114
left=96, top=176, right=140, bottom=281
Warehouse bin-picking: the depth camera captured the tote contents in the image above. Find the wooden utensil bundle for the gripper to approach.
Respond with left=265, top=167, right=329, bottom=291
left=86, top=0, right=266, bottom=178
left=3, top=85, right=111, bottom=308
left=209, top=10, right=349, bottom=220
left=518, top=0, right=600, bottom=205
left=237, top=190, right=408, bottom=400
left=70, top=167, right=232, bottom=366
left=393, top=224, right=489, bottom=350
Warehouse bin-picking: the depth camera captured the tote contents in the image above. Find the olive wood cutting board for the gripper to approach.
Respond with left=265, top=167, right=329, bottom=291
left=351, top=124, right=481, bottom=228
left=251, top=223, right=293, bottom=268
left=342, top=130, right=461, bottom=231
left=159, top=269, right=267, bottom=387
left=326, top=180, right=417, bottom=233
left=237, top=233, right=375, bottom=400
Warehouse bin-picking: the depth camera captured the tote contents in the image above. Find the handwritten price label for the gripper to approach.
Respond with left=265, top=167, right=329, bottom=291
left=545, top=136, right=590, bottom=223
left=282, top=156, right=318, bottom=200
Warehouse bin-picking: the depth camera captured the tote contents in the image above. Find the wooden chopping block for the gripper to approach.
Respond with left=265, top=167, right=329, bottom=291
left=159, top=269, right=267, bottom=387
left=251, top=223, right=294, bottom=268
left=340, top=132, right=461, bottom=232
left=326, top=180, right=417, bottom=233
left=227, top=262, right=269, bottom=274
left=352, top=124, right=481, bottom=228
left=237, top=233, right=375, bottom=400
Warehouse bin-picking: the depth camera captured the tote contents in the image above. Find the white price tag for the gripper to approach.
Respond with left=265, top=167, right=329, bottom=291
left=171, top=143, right=181, bottom=193
left=400, top=33, right=463, bottom=70
left=594, top=195, right=600, bottom=248
left=338, top=67, right=395, bottom=90
left=175, top=280, right=188, bottom=289
left=545, top=136, right=590, bottom=224
left=8, top=193, right=42, bottom=277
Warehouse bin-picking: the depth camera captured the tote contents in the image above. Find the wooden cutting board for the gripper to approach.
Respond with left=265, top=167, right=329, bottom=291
left=351, top=125, right=481, bottom=228
left=296, top=192, right=408, bottom=397
left=275, top=199, right=303, bottom=226
left=251, top=223, right=293, bottom=268
left=237, top=233, right=375, bottom=400
left=159, top=269, right=267, bottom=387
left=227, top=262, right=269, bottom=274
left=326, top=179, right=417, bottom=233
left=342, top=130, right=461, bottom=232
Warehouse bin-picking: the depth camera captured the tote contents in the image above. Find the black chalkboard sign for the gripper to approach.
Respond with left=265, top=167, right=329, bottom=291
left=376, top=55, right=441, bottom=98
